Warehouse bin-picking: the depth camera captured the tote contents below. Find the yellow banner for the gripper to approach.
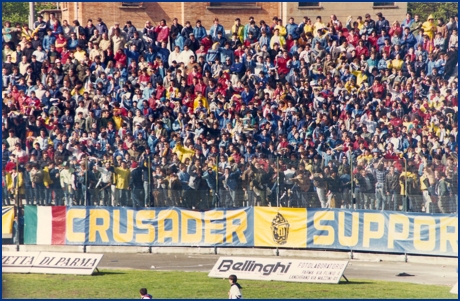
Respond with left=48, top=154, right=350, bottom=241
left=254, top=207, right=307, bottom=248
left=2, top=206, right=15, bottom=238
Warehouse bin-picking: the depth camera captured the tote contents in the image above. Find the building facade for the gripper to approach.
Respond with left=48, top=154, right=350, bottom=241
left=58, top=2, right=408, bottom=30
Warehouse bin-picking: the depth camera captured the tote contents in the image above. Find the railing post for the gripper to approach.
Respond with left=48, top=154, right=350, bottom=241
left=16, top=159, right=20, bottom=251
left=350, top=152, right=354, bottom=209
left=404, top=158, right=407, bottom=213
left=215, top=154, right=219, bottom=208
left=276, top=156, right=280, bottom=208
left=148, top=157, right=151, bottom=208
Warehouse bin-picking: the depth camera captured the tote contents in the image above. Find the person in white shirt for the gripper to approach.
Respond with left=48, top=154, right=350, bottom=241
left=228, top=275, right=243, bottom=299
left=178, top=45, right=195, bottom=64
left=59, top=162, right=75, bottom=206
left=32, top=45, right=47, bottom=63
left=168, top=46, right=182, bottom=66
left=75, top=100, right=89, bottom=119
left=95, top=159, right=113, bottom=206
left=19, top=56, right=30, bottom=76
left=6, top=130, right=21, bottom=152
left=34, top=129, right=51, bottom=151
left=284, top=164, right=296, bottom=188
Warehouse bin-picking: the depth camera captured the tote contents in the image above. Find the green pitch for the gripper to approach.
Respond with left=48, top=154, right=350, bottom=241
left=2, top=269, right=456, bottom=299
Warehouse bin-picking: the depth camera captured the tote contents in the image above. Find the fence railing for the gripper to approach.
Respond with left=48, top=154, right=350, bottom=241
left=3, top=157, right=458, bottom=214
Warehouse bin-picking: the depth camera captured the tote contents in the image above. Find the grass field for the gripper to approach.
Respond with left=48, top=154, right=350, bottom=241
left=2, top=269, right=456, bottom=299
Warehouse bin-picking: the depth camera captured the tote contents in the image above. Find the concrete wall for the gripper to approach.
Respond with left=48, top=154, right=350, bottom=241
left=2, top=245, right=456, bottom=266
left=285, top=2, right=408, bottom=24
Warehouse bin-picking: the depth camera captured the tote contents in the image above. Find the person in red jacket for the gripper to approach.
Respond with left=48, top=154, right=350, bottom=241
left=154, top=82, right=166, bottom=100
left=114, top=49, right=127, bottom=67
left=355, top=40, right=369, bottom=58
left=347, top=30, right=359, bottom=47
left=200, top=35, right=213, bottom=53
left=275, top=50, right=290, bottom=77
left=368, top=30, right=379, bottom=51
left=155, top=19, right=170, bottom=45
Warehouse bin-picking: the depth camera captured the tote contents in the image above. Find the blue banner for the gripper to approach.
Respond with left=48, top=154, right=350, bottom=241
left=65, top=207, right=254, bottom=246
left=23, top=205, right=457, bottom=257
left=306, top=209, right=458, bottom=257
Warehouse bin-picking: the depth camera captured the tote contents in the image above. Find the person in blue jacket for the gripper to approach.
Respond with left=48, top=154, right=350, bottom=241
left=401, top=27, right=416, bottom=50
left=286, top=17, right=299, bottom=40
left=209, top=18, right=225, bottom=40
left=193, top=20, right=207, bottom=41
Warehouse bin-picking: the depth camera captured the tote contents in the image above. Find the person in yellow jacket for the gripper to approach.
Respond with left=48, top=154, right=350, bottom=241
left=303, top=18, right=314, bottom=36
left=421, top=15, right=437, bottom=40
left=270, top=28, right=286, bottom=49
left=313, top=16, right=327, bottom=37
left=399, top=168, right=418, bottom=211
left=193, top=91, right=208, bottom=111
left=356, top=16, right=365, bottom=30
left=2, top=44, right=15, bottom=63
left=43, top=165, right=53, bottom=189
left=344, top=77, right=359, bottom=93
left=351, top=68, right=369, bottom=87
left=73, top=46, right=87, bottom=62
left=391, top=54, right=404, bottom=71
left=114, top=160, right=130, bottom=206
left=111, top=111, right=123, bottom=130
left=172, top=141, right=195, bottom=163
left=357, top=152, right=373, bottom=166
left=5, top=169, right=24, bottom=205
left=231, top=18, right=244, bottom=43
left=274, top=19, right=287, bottom=37
left=21, top=24, right=34, bottom=41
left=166, top=86, right=179, bottom=99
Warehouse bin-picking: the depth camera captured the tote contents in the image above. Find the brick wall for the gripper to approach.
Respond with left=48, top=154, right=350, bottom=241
left=58, top=2, right=405, bottom=30
left=286, top=2, right=407, bottom=25
left=182, top=2, right=281, bottom=29
left=58, top=2, right=281, bottom=30
left=79, top=2, right=181, bottom=28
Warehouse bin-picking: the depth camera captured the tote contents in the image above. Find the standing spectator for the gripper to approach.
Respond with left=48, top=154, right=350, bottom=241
left=170, top=18, right=183, bottom=50
left=155, top=19, right=170, bottom=46
left=95, top=18, right=108, bottom=35
left=129, top=161, right=143, bottom=207
left=193, top=20, right=207, bottom=42
left=123, top=21, right=137, bottom=40
left=114, top=160, right=130, bottom=206
left=228, top=275, right=243, bottom=299
left=209, top=18, right=225, bottom=40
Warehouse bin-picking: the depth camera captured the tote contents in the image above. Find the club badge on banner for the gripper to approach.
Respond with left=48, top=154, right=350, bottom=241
left=254, top=207, right=307, bottom=248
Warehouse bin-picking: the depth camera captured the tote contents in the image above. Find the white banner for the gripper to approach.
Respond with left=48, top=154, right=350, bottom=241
left=2, top=252, right=103, bottom=275
left=2, top=252, right=40, bottom=273
left=208, top=257, right=348, bottom=284
left=451, top=282, right=458, bottom=294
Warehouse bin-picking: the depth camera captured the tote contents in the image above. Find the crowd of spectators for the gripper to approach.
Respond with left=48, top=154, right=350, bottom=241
left=1, top=11, right=458, bottom=214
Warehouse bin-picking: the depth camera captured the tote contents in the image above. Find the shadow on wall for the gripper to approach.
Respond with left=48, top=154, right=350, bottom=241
left=142, top=2, right=174, bottom=24
left=116, top=2, right=174, bottom=28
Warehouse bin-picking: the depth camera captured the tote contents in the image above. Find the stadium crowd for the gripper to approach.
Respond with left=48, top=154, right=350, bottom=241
left=1, top=11, right=458, bottom=214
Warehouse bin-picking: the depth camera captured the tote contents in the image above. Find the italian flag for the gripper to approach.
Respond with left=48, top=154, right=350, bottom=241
left=24, top=206, right=67, bottom=245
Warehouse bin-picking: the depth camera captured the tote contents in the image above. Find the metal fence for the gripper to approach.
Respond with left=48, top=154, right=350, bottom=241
left=3, top=156, right=458, bottom=215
